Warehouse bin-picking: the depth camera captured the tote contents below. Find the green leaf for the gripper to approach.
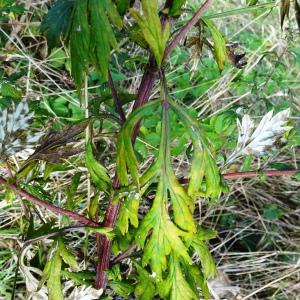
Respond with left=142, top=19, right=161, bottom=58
left=130, top=1, right=170, bottom=65
left=293, top=170, right=300, bottom=181
left=48, top=48, right=67, bottom=68
left=134, top=263, right=156, bottom=300
left=160, top=254, right=197, bottom=300
left=246, top=0, right=259, bottom=5
left=65, top=172, right=82, bottom=210
left=117, top=191, right=140, bottom=235
left=41, top=0, right=123, bottom=90
left=69, top=0, right=90, bottom=89
left=168, top=0, right=187, bottom=16
left=202, top=18, right=228, bottom=71
left=0, top=81, right=22, bottom=98
left=116, top=0, right=131, bottom=15
left=89, top=0, right=121, bottom=80
left=110, top=280, right=135, bottom=298
left=47, top=243, right=63, bottom=300
left=242, top=155, right=253, bottom=172
left=116, top=100, right=160, bottom=186
left=86, top=226, right=115, bottom=239
left=170, top=99, right=222, bottom=200
left=58, top=238, right=80, bottom=270
left=263, top=204, right=284, bottom=220
left=88, top=192, right=99, bottom=219
left=192, top=235, right=217, bottom=280
left=40, top=0, right=74, bottom=50
left=62, top=270, right=94, bottom=285
left=86, top=140, right=111, bottom=191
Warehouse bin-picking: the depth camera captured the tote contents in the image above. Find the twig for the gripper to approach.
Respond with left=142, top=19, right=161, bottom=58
left=110, top=244, right=137, bottom=266
left=164, top=0, right=214, bottom=59
left=0, top=176, right=99, bottom=227
left=179, top=169, right=299, bottom=184
left=223, top=169, right=299, bottom=179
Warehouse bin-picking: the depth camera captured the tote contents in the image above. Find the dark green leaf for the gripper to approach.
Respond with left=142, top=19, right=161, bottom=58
left=40, top=0, right=75, bottom=50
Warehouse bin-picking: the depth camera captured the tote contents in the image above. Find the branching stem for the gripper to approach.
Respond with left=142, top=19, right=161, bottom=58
left=0, top=176, right=99, bottom=227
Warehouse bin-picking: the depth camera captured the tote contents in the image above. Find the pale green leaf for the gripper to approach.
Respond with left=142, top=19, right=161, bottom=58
left=86, top=141, right=111, bottom=191
left=117, top=191, right=140, bottom=235
left=202, top=18, right=227, bottom=71
left=192, top=237, right=217, bottom=280
left=130, top=1, right=170, bottom=65
left=134, top=263, right=157, bottom=300
left=58, top=238, right=80, bottom=270
left=86, top=226, right=115, bottom=239
left=47, top=243, right=63, bottom=300
left=160, top=254, right=197, bottom=300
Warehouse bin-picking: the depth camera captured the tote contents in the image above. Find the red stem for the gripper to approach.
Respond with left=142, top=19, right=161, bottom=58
left=108, top=70, right=126, bottom=124
left=0, top=176, right=99, bottom=227
left=95, top=58, right=158, bottom=289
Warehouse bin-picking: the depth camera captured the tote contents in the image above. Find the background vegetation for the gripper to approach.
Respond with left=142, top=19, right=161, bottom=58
left=0, top=0, right=299, bottom=299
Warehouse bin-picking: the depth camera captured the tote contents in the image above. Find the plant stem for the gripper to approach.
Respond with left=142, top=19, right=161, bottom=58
left=0, top=176, right=99, bottom=227
left=108, top=70, right=126, bottom=124
left=95, top=1, right=214, bottom=290
left=164, top=0, right=214, bottom=59
left=95, top=57, right=157, bottom=290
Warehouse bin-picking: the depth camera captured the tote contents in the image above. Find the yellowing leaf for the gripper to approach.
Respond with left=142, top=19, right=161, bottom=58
left=130, top=1, right=170, bottom=65
left=168, top=172, right=196, bottom=233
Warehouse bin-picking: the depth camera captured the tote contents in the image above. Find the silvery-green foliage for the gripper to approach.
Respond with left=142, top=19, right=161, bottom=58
left=0, top=101, right=43, bottom=162
left=226, top=109, right=292, bottom=165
